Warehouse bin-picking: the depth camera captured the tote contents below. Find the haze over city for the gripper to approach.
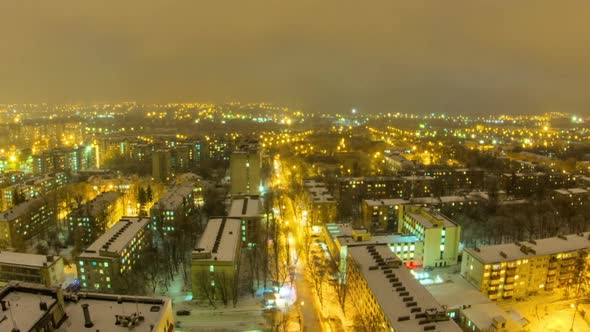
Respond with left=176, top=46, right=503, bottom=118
left=1, top=1, right=590, bottom=115
left=1, top=2, right=590, bottom=332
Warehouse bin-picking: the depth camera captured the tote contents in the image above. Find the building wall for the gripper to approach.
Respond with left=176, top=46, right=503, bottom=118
left=462, top=247, right=590, bottom=301
left=0, top=256, right=64, bottom=287
left=230, top=151, right=261, bottom=196
left=400, top=206, right=461, bottom=268
left=76, top=224, right=148, bottom=293
left=191, top=259, right=239, bottom=304
left=345, top=255, right=392, bottom=331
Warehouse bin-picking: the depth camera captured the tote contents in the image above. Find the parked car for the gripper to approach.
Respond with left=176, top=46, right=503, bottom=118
left=176, top=310, right=191, bottom=316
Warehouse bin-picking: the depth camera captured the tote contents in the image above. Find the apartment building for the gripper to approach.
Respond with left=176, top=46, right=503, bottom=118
left=345, top=244, right=461, bottom=332
left=0, top=195, right=56, bottom=248
left=303, top=179, right=337, bottom=225
left=76, top=217, right=150, bottom=293
left=67, top=191, right=124, bottom=245
left=230, top=146, right=261, bottom=196
left=462, top=232, right=590, bottom=301
left=191, top=217, right=241, bottom=304
left=227, top=196, right=261, bottom=246
left=150, top=184, right=195, bottom=236
left=399, top=205, right=461, bottom=268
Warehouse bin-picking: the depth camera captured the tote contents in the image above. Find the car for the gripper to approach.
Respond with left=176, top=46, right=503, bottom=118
left=176, top=310, right=191, bottom=316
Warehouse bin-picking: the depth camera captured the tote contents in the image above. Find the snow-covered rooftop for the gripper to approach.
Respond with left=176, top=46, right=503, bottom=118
left=364, top=198, right=409, bottom=206
left=63, top=293, right=171, bottom=331
left=0, top=282, right=172, bottom=332
left=465, top=232, right=590, bottom=264
left=228, top=196, right=261, bottom=218
left=76, top=191, right=122, bottom=217
left=193, top=217, right=241, bottom=262
left=0, top=196, right=48, bottom=222
left=405, top=207, right=457, bottom=229
left=328, top=223, right=420, bottom=247
left=0, top=251, right=60, bottom=268
left=151, top=185, right=193, bottom=211
left=79, top=217, right=150, bottom=259
left=347, top=244, right=461, bottom=332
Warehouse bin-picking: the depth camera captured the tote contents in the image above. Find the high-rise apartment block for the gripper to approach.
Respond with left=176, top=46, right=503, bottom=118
left=230, top=145, right=261, bottom=196
left=152, top=149, right=172, bottom=182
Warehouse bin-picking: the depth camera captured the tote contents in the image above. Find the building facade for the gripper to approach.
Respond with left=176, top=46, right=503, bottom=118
left=191, top=217, right=241, bottom=305
left=230, top=147, right=261, bottom=196
left=67, top=191, right=124, bottom=246
left=76, top=217, right=150, bottom=293
left=0, top=251, right=65, bottom=287
left=0, top=195, right=57, bottom=248
left=150, top=184, right=195, bottom=236
left=462, top=232, right=590, bottom=301
left=399, top=205, right=461, bottom=268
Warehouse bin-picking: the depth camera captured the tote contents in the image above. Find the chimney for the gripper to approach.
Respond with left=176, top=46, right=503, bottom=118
left=46, top=255, right=54, bottom=263
left=81, top=304, right=94, bottom=328
left=39, top=301, right=48, bottom=311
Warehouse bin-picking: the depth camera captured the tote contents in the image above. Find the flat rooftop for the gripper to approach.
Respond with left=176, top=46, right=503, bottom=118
left=364, top=198, right=409, bottom=206
left=0, top=251, right=60, bottom=268
left=194, top=217, right=241, bottom=262
left=64, top=293, right=171, bottom=332
left=0, top=196, right=47, bottom=222
left=405, top=207, right=457, bottom=229
left=79, top=217, right=149, bottom=259
left=327, top=223, right=420, bottom=247
left=465, top=232, right=590, bottom=264
left=0, top=282, right=172, bottom=332
left=151, top=184, right=193, bottom=210
left=227, top=196, right=261, bottom=218
left=347, top=244, right=461, bottom=332
left=0, top=289, right=57, bottom=332
left=77, top=191, right=122, bottom=217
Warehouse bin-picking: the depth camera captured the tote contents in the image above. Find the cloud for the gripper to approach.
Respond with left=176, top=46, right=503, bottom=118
left=0, top=0, right=589, bottom=114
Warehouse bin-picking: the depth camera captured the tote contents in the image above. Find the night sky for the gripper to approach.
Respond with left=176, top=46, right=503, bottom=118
left=1, top=1, right=590, bottom=115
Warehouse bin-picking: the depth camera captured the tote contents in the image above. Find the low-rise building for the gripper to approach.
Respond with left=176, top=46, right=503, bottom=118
left=400, top=205, right=461, bottom=268
left=76, top=217, right=150, bottom=293
left=0, top=281, right=175, bottom=332
left=0, top=251, right=64, bottom=287
left=345, top=244, right=461, bottom=332
left=191, top=217, right=241, bottom=305
left=461, top=232, right=590, bottom=301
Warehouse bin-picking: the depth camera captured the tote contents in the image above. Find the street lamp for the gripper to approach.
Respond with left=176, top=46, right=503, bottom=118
left=570, top=302, right=577, bottom=331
